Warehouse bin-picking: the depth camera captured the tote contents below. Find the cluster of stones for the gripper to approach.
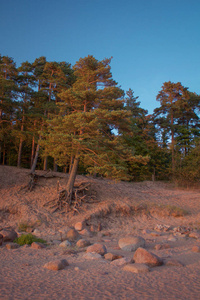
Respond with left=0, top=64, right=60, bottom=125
left=1, top=222, right=200, bottom=272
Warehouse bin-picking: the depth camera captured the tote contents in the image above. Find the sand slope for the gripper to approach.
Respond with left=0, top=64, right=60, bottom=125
left=0, top=165, right=200, bottom=299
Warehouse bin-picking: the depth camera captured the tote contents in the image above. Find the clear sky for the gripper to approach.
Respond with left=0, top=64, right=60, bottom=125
left=1, top=0, right=200, bottom=114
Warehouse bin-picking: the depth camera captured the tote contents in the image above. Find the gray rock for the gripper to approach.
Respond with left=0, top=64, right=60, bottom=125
left=118, top=236, right=145, bottom=251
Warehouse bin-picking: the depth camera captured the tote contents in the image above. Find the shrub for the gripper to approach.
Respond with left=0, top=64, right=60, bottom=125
left=14, top=233, right=46, bottom=246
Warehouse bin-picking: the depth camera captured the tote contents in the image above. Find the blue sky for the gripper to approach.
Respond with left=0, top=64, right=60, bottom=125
left=1, top=0, right=200, bottom=114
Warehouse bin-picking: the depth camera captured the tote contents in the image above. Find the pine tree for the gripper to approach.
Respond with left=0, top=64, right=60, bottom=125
left=42, top=55, right=143, bottom=202
left=0, top=55, right=18, bottom=164
left=154, top=81, right=190, bottom=172
left=16, top=61, right=36, bottom=167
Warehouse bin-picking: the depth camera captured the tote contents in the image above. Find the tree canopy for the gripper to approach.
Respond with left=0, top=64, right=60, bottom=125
left=0, top=54, right=200, bottom=189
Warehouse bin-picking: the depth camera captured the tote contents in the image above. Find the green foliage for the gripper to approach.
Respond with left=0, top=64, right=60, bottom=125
left=174, top=139, right=200, bottom=187
left=14, top=233, right=46, bottom=246
left=41, top=55, right=147, bottom=184
left=1, top=55, right=200, bottom=186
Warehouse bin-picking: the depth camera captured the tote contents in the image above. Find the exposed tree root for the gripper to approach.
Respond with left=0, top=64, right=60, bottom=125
left=43, top=181, right=98, bottom=214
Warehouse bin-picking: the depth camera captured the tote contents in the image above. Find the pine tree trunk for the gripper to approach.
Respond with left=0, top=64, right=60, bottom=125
left=53, top=159, right=57, bottom=172
left=43, top=157, right=48, bottom=171
left=69, top=154, right=74, bottom=174
left=31, top=136, right=35, bottom=167
left=63, top=166, right=67, bottom=173
left=30, top=143, right=40, bottom=174
left=17, top=138, right=23, bottom=167
left=3, top=146, right=6, bottom=165
left=171, top=112, right=175, bottom=172
left=66, top=153, right=79, bottom=204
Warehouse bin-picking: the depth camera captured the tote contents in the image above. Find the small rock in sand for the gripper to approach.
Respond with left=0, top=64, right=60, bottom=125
left=104, top=253, right=123, bottom=261
left=83, top=253, right=103, bottom=260
left=76, top=239, right=90, bottom=248
left=124, top=263, right=150, bottom=273
left=86, top=243, right=107, bottom=256
left=66, top=229, right=80, bottom=241
left=192, top=246, right=200, bottom=253
left=110, top=257, right=132, bottom=266
left=31, top=242, right=46, bottom=249
left=43, top=259, right=69, bottom=271
left=165, top=259, right=184, bottom=267
left=59, top=240, right=72, bottom=248
left=74, top=222, right=84, bottom=231
left=150, top=231, right=162, bottom=237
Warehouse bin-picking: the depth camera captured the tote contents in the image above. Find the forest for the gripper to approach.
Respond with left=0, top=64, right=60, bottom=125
left=0, top=54, right=200, bottom=197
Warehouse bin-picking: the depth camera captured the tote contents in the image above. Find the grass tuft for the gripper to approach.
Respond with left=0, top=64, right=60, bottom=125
left=14, top=233, right=46, bottom=246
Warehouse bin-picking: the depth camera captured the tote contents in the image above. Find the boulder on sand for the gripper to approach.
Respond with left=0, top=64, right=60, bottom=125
left=118, top=236, right=145, bottom=251
left=133, top=247, right=163, bottom=267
